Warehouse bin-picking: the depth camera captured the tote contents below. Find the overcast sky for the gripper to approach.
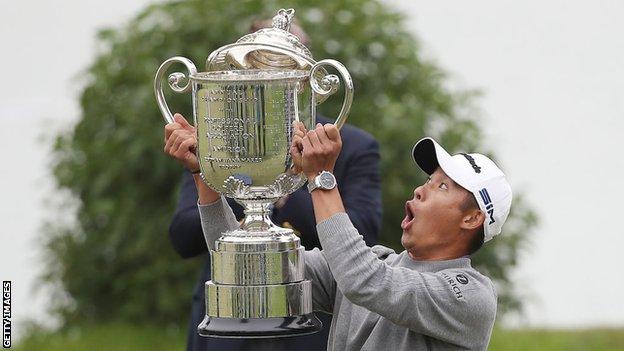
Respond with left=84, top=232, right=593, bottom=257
left=1, top=0, right=623, bottom=338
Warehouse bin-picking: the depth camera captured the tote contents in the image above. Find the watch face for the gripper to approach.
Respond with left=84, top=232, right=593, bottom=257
left=319, top=172, right=336, bottom=189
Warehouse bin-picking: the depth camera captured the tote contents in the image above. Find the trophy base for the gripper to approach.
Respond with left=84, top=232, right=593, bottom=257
left=201, top=217, right=321, bottom=338
left=197, top=313, right=322, bottom=338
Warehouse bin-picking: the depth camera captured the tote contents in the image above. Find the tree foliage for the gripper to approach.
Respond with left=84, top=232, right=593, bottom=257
left=46, top=0, right=537, bottom=327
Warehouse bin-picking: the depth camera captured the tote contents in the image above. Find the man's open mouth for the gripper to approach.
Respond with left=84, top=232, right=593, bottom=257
left=401, top=201, right=416, bottom=230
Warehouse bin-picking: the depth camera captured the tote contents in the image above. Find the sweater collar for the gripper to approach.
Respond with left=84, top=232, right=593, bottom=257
left=397, top=251, right=472, bottom=272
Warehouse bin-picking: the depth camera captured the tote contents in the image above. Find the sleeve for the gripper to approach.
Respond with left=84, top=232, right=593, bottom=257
left=317, top=213, right=497, bottom=348
left=197, top=196, right=240, bottom=251
left=303, top=248, right=337, bottom=313
left=338, top=137, right=381, bottom=247
left=168, top=171, right=207, bottom=258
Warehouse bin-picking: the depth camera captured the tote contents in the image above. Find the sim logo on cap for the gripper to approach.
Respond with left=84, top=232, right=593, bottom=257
left=479, top=188, right=495, bottom=225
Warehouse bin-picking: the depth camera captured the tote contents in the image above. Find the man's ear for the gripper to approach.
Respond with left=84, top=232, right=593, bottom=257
left=460, top=209, right=485, bottom=231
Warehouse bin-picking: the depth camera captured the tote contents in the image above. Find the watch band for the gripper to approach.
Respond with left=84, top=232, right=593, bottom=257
left=307, top=180, right=318, bottom=193
left=307, top=175, right=319, bottom=193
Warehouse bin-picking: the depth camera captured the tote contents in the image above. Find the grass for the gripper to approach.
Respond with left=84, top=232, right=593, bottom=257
left=489, top=328, right=624, bottom=351
left=12, top=324, right=624, bottom=350
left=13, top=323, right=186, bottom=351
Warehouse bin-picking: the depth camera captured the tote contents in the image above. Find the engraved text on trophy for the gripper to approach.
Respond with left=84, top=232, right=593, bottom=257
left=197, top=82, right=298, bottom=187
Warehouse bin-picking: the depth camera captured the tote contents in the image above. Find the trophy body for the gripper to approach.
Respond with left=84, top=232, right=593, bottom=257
left=154, top=9, right=353, bottom=338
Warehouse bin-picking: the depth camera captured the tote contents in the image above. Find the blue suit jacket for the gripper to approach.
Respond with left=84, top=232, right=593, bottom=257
left=169, top=117, right=381, bottom=351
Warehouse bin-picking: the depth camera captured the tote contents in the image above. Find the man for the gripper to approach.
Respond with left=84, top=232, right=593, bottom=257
left=165, top=120, right=512, bottom=350
left=167, top=110, right=380, bottom=351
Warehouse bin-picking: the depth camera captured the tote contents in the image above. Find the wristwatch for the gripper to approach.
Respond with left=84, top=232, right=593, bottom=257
left=307, top=171, right=337, bottom=193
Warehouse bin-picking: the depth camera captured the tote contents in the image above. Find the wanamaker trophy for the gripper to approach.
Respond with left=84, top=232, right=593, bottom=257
left=154, top=9, right=353, bottom=338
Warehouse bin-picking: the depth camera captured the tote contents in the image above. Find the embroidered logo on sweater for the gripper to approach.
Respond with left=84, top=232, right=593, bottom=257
left=456, top=274, right=469, bottom=285
left=440, top=272, right=464, bottom=300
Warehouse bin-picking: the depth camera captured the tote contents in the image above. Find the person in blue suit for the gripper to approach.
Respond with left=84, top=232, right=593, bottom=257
left=167, top=112, right=381, bottom=351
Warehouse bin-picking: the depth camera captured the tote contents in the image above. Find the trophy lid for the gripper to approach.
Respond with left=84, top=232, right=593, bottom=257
left=206, top=9, right=316, bottom=71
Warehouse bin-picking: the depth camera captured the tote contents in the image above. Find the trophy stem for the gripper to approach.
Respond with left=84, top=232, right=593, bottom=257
left=233, top=198, right=291, bottom=236
left=239, top=199, right=278, bottom=232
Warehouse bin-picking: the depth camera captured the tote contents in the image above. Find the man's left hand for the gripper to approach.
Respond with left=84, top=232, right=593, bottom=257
left=297, top=122, right=342, bottom=180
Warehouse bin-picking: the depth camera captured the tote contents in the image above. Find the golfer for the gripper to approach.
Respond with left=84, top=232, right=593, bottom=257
left=164, top=121, right=512, bottom=350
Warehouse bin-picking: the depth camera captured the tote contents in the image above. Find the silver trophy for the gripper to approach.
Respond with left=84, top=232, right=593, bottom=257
left=154, top=9, right=353, bottom=338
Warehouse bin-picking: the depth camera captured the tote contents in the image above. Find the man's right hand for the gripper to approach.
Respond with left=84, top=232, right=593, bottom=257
left=164, top=113, right=199, bottom=172
left=164, top=113, right=220, bottom=204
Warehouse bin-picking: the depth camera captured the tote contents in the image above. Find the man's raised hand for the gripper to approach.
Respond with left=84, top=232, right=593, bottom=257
left=300, top=123, right=342, bottom=180
left=163, top=113, right=199, bottom=172
left=290, top=121, right=307, bottom=174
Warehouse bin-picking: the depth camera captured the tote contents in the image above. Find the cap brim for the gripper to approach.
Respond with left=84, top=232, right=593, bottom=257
left=412, top=137, right=473, bottom=191
left=412, top=137, right=453, bottom=175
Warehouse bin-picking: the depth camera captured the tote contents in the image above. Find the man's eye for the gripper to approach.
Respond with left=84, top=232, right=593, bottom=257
left=439, top=183, right=448, bottom=190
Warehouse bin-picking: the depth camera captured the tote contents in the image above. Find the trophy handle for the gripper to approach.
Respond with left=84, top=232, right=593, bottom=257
left=154, top=56, right=198, bottom=124
left=310, top=59, right=354, bottom=130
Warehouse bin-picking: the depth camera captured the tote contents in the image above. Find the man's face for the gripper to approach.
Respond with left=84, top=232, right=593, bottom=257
left=401, top=167, right=474, bottom=256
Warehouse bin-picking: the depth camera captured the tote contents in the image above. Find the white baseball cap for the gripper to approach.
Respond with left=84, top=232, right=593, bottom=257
left=412, top=137, right=512, bottom=242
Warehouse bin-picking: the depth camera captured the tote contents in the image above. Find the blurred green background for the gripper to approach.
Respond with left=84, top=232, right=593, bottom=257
left=15, top=0, right=620, bottom=350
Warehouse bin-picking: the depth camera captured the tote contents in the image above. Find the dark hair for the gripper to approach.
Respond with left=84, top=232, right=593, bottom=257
left=460, top=192, right=485, bottom=255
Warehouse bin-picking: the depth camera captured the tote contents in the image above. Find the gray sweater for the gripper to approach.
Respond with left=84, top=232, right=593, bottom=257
left=199, top=197, right=497, bottom=350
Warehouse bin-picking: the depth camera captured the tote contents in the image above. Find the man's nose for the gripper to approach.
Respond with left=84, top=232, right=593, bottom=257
left=414, top=186, right=424, bottom=201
